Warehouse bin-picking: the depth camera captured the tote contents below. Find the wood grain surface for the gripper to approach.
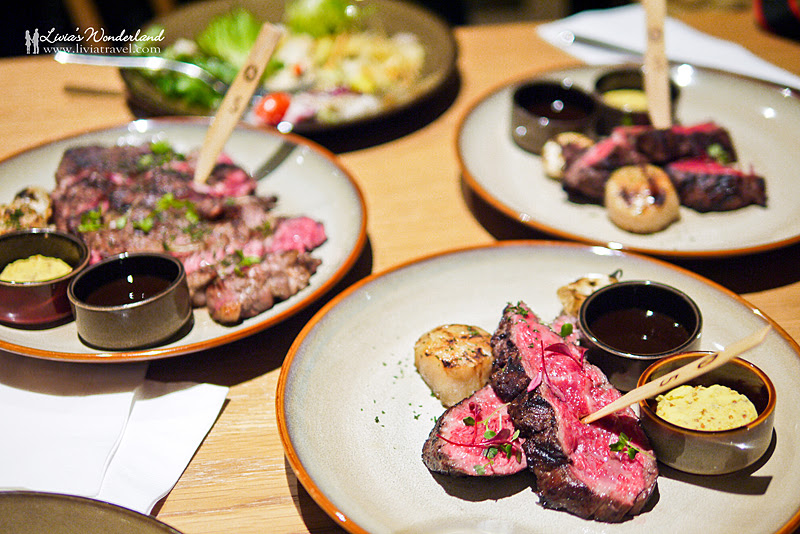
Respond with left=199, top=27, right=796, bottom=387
left=1, top=9, right=798, bottom=534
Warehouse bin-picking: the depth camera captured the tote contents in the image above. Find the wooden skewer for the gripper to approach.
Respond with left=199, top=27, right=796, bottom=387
left=193, top=23, right=282, bottom=185
left=642, top=0, right=671, bottom=128
left=581, top=325, right=771, bottom=424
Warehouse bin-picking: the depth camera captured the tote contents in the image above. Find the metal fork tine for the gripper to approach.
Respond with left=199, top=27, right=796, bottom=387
left=54, top=51, right=230, bottom=95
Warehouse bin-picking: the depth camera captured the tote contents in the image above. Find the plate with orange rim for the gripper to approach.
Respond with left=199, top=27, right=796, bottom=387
left=457, top=64, right=800, bottom=258
left=0, top=491, right=183, bottom=533
left=277, top=241, right=800, bottom=534
left=0, top=118, right=367, bottom=362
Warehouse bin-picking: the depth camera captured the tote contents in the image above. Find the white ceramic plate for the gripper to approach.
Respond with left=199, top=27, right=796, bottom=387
left=0, top=491, right=182, bottom=533
left=0, top=118, right=367, bottom=362
left=278, top=241, right=800, bottom=534
left=457, top=65, right=800, bottom=258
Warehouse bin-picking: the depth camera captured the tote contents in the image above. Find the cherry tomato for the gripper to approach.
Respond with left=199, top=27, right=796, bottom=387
left=254, top=92, right=291, bottom=125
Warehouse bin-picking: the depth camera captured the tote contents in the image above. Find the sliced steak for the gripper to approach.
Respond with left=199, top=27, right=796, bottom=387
left=557, top=121, right=762, bottom=212
left=55, top=145, right=148, bottom=185
left=561, top=133, right=647, bottom=203
left=666, top=158, right=767, bottom=212
left=204, top=250, right=321, bottom=324
left=50, top=143, right=326, bottom=325
left=617, top=122, right=737, bottom=165
left=493, top=302, right=658, bottom=522
left=422, top=384, right=527, bottom=476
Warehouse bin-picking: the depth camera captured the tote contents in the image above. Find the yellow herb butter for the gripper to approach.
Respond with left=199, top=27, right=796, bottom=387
left=0, top=254, right=72, bottom=282
left=655, top=384, right=758, bottom=431
left=601, top=89, right=649, bottom=113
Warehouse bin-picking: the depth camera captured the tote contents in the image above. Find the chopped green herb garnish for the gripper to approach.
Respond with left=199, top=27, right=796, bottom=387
left=132, top=215, right=155, bottom=233
left=507, top=302, right=529, bottom=317
left=609, top=432, right=653, bottom=460
left=77, top=208, right=104, bottom=232
left=560, top=323, right=573, bottom=337
left=706, top=143, right=732, bottom=164
left=150, top=140, right=173, bottom=155
left=235, top=249, right=261, bottom=267
left=155, top=193, right=199, bottom=223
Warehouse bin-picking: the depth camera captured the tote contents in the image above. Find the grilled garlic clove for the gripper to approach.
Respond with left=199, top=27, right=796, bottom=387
left=0, top=186, right=54, bottom=235
left=604, top=164, right=680, bottom=234
left=541, top=132, right=595, bottom=180
left=557, top=272, right=620, bottom=317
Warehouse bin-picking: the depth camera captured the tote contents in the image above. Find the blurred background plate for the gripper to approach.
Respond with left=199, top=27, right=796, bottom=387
left=121, top=0, right=458, bottom=136
left=0, top=492, right=182, bottom=533
left=0, top=118, right=367, bottom=362
left=458, top=64, right=800, bottom=258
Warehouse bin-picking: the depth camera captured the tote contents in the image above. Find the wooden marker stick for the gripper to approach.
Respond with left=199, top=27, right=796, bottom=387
left=193, top=23, right=282, bottom=184
left=581, top=325, right=771, bottom=424
left=643, top=0, right=671, bottom=128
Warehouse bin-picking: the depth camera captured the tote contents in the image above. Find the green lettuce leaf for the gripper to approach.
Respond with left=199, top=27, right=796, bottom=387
left=195, top=8, right=263, bottom=68
left=284, top=0, right=365, bottom=37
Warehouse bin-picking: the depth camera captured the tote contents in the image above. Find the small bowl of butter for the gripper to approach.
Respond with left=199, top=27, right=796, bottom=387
left=0, top=228, right=89, bottom=328
left=593, top=66, right=681, bottom=135
left=638, top=352, right=776, bottom=475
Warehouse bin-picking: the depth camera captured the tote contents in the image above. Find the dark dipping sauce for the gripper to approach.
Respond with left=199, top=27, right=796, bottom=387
left=83, top=274, right=172, bottom=307
left=588, top=307, right=691, bottom=355
left=514, top=82, right=595, bottom=122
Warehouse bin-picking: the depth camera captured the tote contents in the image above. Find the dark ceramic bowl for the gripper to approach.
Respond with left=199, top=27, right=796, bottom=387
left=593, top=66, right=680, bottom=135
left=68, top=252, right=192, bottom=350
left=638, top=352, right=776, bottom=475
left=0, top=229, right=90, bottom=328
left=510, top=80, right=598, bottom=154
left=578, top=280, right=702, bottom=391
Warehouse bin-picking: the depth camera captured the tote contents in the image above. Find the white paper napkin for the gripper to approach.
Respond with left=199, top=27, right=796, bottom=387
left=0, top=351, right=228, bottom=514
left=537, top=4, right=800, bottom=90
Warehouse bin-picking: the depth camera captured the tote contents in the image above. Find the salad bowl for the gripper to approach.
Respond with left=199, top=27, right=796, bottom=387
left=121, top=0, right=458, bottom=135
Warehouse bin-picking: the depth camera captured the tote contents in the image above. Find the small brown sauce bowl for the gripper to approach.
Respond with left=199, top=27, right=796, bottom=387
left=638, top=353, right=776, bottom=475
left=593, top=66, right=680, bottom=136
left=0, top=229, right=89, bottom=329
left=68, top=252, right=192, bottom=350
left=578, top=280, right=702, bottom=391
left=511, top=80, right=597, bottom=154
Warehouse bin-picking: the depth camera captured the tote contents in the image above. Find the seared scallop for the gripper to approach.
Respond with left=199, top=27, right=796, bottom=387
left=604, top=164, right=680, bottom=234
left=414, top=324, right=493, bottom=407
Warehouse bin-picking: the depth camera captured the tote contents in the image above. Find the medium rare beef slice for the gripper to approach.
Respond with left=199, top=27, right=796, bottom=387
left=204, top=250, right=321, bottom=324
left=561, top=135, right=647, bottom=203
left=495, top=302, right=658, bottom=522
left=619, top=122, right=737, bottom=165
left=666, top=158, right=767, bottom=212
left=422, top=384, right=527, bottom=477
left=51, top=143, right=326, bottom=325
left=489, top=314, right=531, bottom=402
left=55, top=145, right=149, bottom=185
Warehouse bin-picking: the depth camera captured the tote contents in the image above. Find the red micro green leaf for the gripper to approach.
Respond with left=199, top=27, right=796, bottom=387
left=546, top=342, right=585, bottom=368
left=540, top=339, right=566, bottom=402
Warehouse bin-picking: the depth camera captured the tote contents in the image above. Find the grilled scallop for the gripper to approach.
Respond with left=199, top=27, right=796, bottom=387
left=414, top=324, right=494, bottom=407
left=604, top=164, right=680, bottom=234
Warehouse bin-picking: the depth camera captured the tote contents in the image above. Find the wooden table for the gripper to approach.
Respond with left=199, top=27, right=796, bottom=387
left=1, top=8, right=799, bottom=534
